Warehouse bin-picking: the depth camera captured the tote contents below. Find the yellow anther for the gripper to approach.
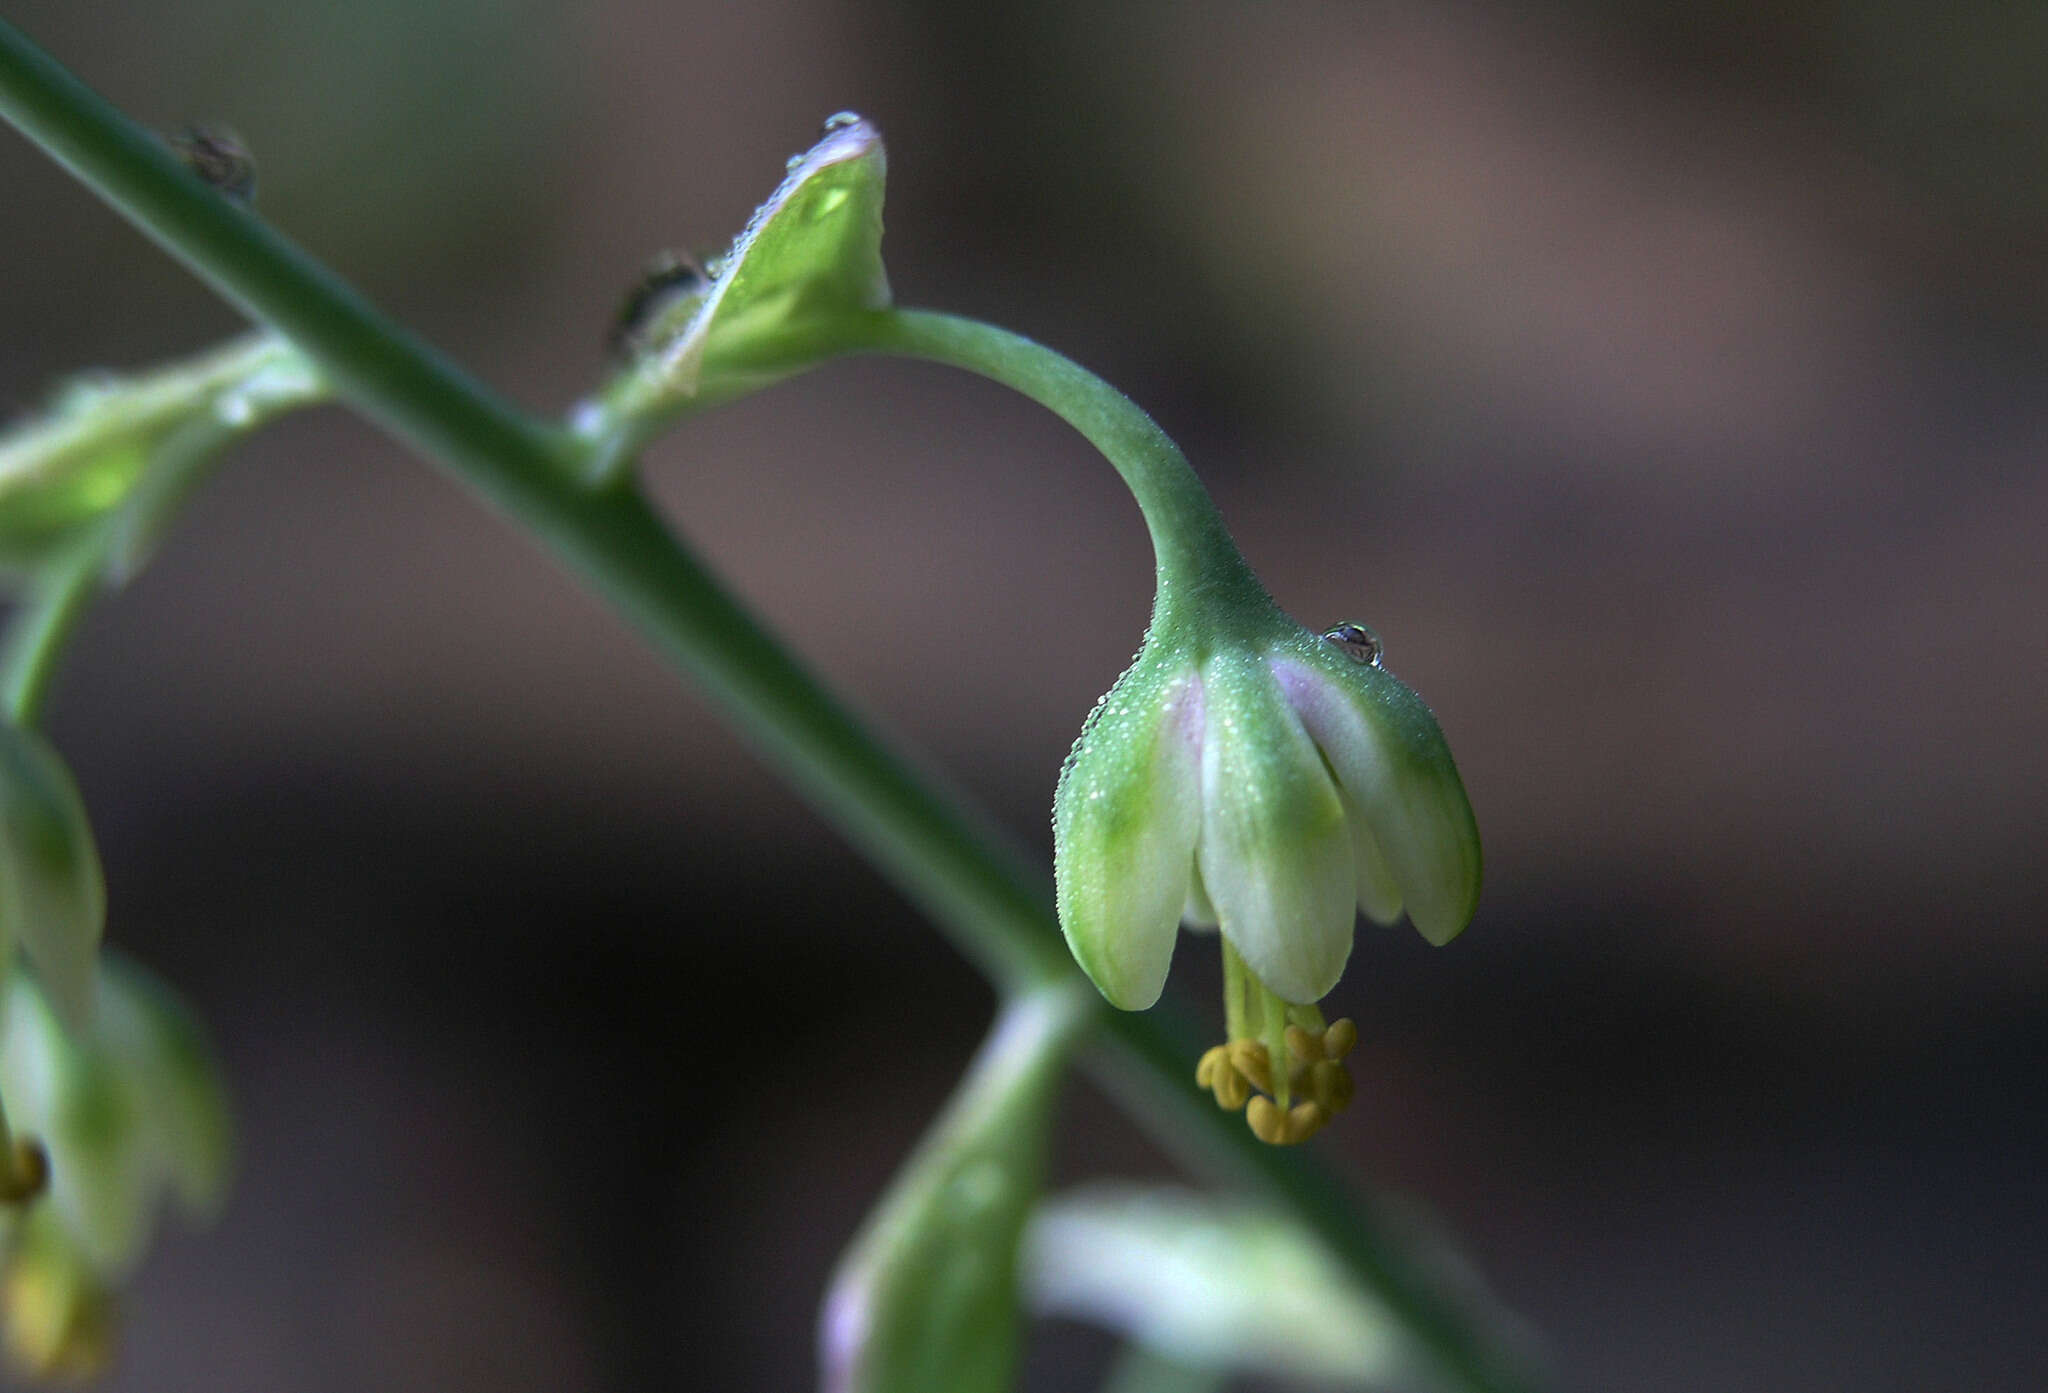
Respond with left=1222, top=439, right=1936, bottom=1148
left=1307, top=1059, right=1356, bottom=1114
left=1199, top=1044, right=1262, bottom=1111
left=2, top=1259, right=113, bottom=1381
left=1283, top=1101, right=1328, bottom=1145
left=1226, top=1039, right=1273, bottom=1093
left=1206, top=1022, right=1358, bottom=1144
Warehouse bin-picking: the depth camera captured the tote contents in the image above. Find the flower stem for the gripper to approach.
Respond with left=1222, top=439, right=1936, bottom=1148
left=1, top=543, right=100, bottom=728
left=836, top=309, right=1271, bottom=623
left=1221, top=936, right=1249, bottom=1045
left=0, top=22, right=1550, bottom=1393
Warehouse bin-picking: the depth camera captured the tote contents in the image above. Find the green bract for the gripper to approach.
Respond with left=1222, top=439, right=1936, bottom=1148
left=0, top=334, right=318, bottom=570
left=576, top=113, right=891, bottom=481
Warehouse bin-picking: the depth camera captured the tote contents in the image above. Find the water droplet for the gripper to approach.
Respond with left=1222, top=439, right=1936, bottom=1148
left=214, top=392, right=255, bottom=428
left=786, top=153, right=807, bottom=172
left=820, top=111, right=862, bottom=134
left=1322, top=623, right=1383, bottom=666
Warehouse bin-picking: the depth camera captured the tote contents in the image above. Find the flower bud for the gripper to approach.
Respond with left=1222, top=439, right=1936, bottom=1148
left=820, top=985, right=1085, bottom=1393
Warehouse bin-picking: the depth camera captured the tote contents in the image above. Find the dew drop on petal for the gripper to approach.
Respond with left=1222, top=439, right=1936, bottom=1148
left=1322, top=622, right=1383, bottom=666
left=820, top=111, right=863, bottom=134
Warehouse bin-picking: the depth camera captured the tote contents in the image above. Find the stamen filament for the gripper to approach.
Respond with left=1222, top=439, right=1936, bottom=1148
left=1221, top=935, right=1249, bottom=1046
left=1202, top=939, right=1359, bottom=1144
left=1261, top=990, right=1291, bottom=1111
left=1286, top=1001, right=1328, bottom=1035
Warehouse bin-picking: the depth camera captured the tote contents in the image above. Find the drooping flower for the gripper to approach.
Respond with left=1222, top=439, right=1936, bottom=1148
left=1055, top=609, right=1479, bottom=1146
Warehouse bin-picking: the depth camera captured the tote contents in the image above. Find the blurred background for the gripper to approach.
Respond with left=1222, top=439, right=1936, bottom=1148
left=2, top=1, right=2044, bottom=1388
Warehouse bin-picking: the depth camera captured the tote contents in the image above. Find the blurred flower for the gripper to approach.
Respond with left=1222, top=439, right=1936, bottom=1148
left=0, top=1207, right=112, bottom=1382
left=1024, top=1181, right=1538, bottom=1390
left=820, top=985, right=1085, bottom=1393
left=0, top=953, right=232, bottom=1378
left=1054, top=613, right=1478, bottom=1144
left=1023, top=1182, right=1413, bottom=1387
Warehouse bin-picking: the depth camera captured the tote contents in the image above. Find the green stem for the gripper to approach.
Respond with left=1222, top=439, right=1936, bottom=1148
left=1262, top=977, right=1292, bottom=1111
left=1220, top=935, right=1249, bottom=1045
left=0, top=21, right=1547, bottom=1393
left=840, top=310, right=1267, bottom=620
left=0, top=540, right=100, bottom=727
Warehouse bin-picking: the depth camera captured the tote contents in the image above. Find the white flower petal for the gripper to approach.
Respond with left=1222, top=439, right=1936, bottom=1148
left=1194, top=654, right=1355, bottom=1004
left=1053, top=667, right=1204, bottom=1009
left=1181, top=859, right=1219, bottom=930
left=1343, top=795, right=1404, bottom=926
left=1274, top=655, right=1481, bottom=947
